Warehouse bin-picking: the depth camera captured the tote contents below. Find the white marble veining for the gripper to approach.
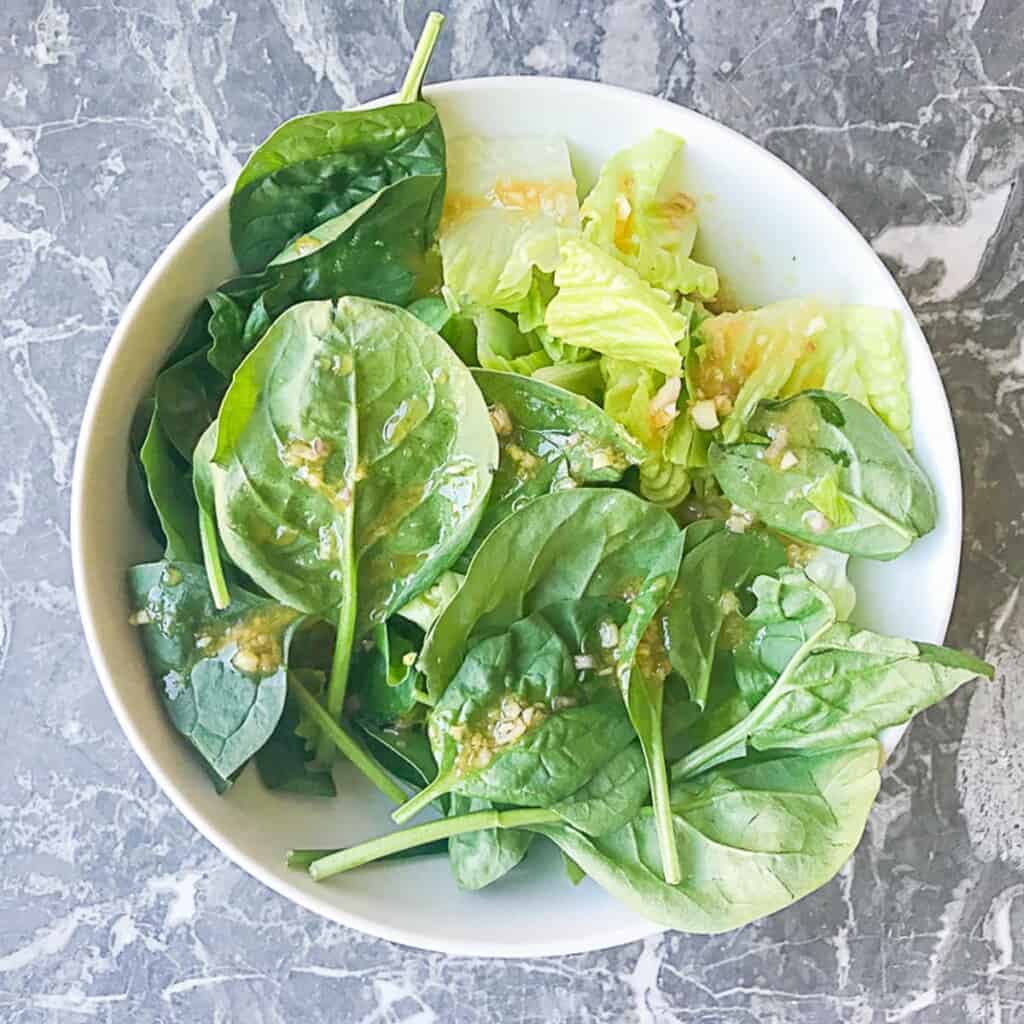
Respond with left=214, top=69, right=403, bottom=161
left=0, top=1, right=1022, bottom=1020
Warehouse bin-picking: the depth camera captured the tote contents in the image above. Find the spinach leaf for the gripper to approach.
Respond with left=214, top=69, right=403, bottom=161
left=395, top=599, right=637, bottom=822
left=347, top=619, right=425, bottom=724
left=550, top=741, right=649, bottom=837
left=447, top=793, right=534, bottom=891
left=209, top=297, right=496, bottom=746
left=464, top=369, right=646, bottom=563
left=709, top=391, right=937, bottom=559
left=128, top=561, right=302, bottom=782
left=256, top=671, right=336, bottom=796
left=155, top=350, right=226, bottom=462
left=532, top=743, right=882, bottom=933
left=661, top=521, right=787, bottom=707
left=139, top=409, right=201, bottom=563
left=193, top=423, right=229, bottom=609
left=396, top=570, right=462, bottom=633
left=230, top=13, right=446, bottom=272
left=730, top=569, right=836, bottom=706
left=421, top=488, right=682, bottom=702
left=358, top=720, right=437, bottom=793
left=614, top=558, right=685, bottom=884
left=672, top=621, right=993, bottom=782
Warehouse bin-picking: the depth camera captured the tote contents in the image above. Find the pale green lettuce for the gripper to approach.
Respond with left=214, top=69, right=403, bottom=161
left=580, top=129, right=718, bottom=299
left=545, top=234, right=689, bottom=376
left=688, top=299, right=912, bottom=445
left=439, top=136, right=579, bottom=314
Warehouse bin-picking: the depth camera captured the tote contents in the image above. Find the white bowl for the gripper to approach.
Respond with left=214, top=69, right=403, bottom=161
left=72, top=77, right=962, bottom=958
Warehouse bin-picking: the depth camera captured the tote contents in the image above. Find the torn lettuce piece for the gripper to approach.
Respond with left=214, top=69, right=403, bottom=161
left=580, top=129, right=718, bottom=299
left=688, top=299, right=912, bottom=445
left=545, top=234, right=689, bottom=376
left=440, top=136, right=579, bottom=313
left=475, top=308, right=553, bottom=375
left=601, top=358, right=706, bottom=507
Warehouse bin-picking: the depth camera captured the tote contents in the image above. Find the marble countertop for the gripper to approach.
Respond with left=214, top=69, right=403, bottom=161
left=1, top=0, right=1022, bottom=1020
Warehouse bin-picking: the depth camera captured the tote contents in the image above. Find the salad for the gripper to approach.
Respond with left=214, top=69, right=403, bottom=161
left=127, top=13, right=992, bottom=934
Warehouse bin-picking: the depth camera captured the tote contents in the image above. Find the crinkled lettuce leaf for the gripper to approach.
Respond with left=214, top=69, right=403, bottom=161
left=688, top=299, right=912, bottom=445
left=545, top=234, right=689, bottom=376
left=439, top=136, right=579, bottom=313
left=600, top=357, right=707, bottom=507
left=580, top=129, right=718, bottom=299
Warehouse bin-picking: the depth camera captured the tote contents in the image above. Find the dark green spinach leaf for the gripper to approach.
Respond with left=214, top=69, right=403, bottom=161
left=395, top=599, right=637, bottom=821
left=209, top=297, right=496, bottom=745
left=464, top=369, right=645, bottom=562
left=661, top=522, right=787, bottom=707
left=422, top=488, right=683, bottom=702
left=128, top=561, right=302, bottom=782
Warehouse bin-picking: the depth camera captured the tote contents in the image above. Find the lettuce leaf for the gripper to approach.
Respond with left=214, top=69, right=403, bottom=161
left=439, top=136, right=579, bottom=313
left=688, top=299, right=912, bottom=445
left=580, top=129, right=718, bottom=299
left=601, top=357, right=707, bottom=507
left=545, top=234, right=689, bottom=376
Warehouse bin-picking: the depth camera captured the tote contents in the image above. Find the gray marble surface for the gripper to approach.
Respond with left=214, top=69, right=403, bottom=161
left=0, top=0, right=1022, bottom=1020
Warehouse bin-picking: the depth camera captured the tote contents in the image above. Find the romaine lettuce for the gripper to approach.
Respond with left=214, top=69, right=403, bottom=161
left=439, top=136, right=579, bottom=313
left=545, top=235, right=689, bottom=376
left=688, top=300, right=912, bottom=445
left=580, top=130, right=718, bottom=299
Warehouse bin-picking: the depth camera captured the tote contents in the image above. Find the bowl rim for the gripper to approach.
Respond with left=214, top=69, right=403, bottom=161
left=71, top=74, right=963, bottom=958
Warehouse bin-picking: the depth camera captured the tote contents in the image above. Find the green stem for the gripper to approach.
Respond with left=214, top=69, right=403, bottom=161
left=398, top=11, right=444, bottom=103
left=669, top=615, right=834, bottom=783
left=288, top=676, right=407, bottom=805
left=390, top=771, right=452, bottom=824
left=670, top=686, right=777, bottom=783
left=317, top=529, right=357, bottom=765
left=644, top=719, right=681, bottom=885
left=309, top=807, right=558, bottom=881
left=198, top=506, right=230, bottom=610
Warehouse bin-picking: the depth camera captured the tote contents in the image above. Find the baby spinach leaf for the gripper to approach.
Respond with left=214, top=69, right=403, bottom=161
left=661, top=522, right=787, bottom=707
left=210, top=297, right=496, bottom=741
left=447, top=793, right=534, bottom=890
left=193, top=423, right=229, bottom=609
left=422, top=488, right=682, bottom=702
left=230, top=8, right=446, bottom=274
left=128, top=561, right=302, bottom=782
left=256, top=672, right=337, bottom=797
left=231, top=103, right=445, bottom=274
left=464, top=369, right=646, bottom=562
left=210, top=296, right=494, bottom=623
left=614, top=560, right=685, bottom=884
left=155, top=350, right=226, bottom=462
left=139, top=408, right=201, bottom=563
left=532, top=743, right=882, bottom=933
left=730, top=569, right=836, bottom=707
left=347, top=619, right=425, bottom=724
left=709, top=391, right=937, bottom=560
left=395, top=599, right=637, bottom=821
left=672, top=622, right=993, bottom=782
left=551, top=741, right=649, bottom=837
left=358, top=720, right=437, bottom=794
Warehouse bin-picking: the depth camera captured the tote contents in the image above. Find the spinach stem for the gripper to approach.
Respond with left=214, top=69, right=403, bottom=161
left=398, top=11, right=444, bottom=103
left=308, top=807, right=559, bottom=881
left=645, top=722, right=681, bottom=885
left=390, top=772, right=451, bottom=824
left=198, top=506, right=230, bottom=610
left=317, top=492, right=358, bottom=762
left=288, top=676, right=407, bottom=805
left=669, top=614, right=834, bottom=782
